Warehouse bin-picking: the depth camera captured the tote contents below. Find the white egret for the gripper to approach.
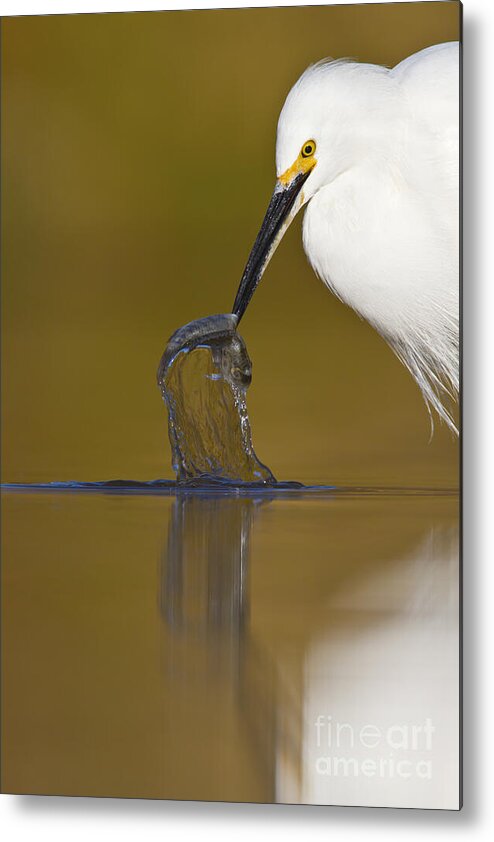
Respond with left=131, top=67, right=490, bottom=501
left=232, top=42, right=460, bottom=433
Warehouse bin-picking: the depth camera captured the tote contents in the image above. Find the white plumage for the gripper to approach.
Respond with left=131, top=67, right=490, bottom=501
left=234, top=43, right=459, bottom=433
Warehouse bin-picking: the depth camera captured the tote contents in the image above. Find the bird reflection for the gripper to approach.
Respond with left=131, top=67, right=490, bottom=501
left=302, top=526, right=460, bottom=809
left=159, top=493, right=288, bottom=799
left=161, top=494, right=254, bottom=638
left=158, top=493, right=459, bottom=807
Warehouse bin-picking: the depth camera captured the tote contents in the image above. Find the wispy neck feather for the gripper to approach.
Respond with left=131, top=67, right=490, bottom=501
left=384, top=319, right=459, bottom=436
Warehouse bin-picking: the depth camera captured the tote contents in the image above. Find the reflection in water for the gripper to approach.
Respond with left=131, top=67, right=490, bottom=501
left=157, top=315, right=275, bottom=484
left=302, top=528, right=459, bottom=809
left=160, top=495, right=459, bottom=809
left=160, top=494, right=291, bottom=795
left=161, top=495, right=252, bottom=660
left=1, top=492, right=459, bottom=807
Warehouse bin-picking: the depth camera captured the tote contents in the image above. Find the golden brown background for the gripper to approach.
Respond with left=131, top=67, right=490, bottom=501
left=1, top=2, right=460, bottom=486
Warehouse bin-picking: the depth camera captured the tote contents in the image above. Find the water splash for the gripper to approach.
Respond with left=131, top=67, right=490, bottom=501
left=157, top=314, right=276, bottom=485
left=2, top=314, right=329, bottom=493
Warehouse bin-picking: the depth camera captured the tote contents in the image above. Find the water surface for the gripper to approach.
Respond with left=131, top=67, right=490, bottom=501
left=1, top=489, right=459, bottom=808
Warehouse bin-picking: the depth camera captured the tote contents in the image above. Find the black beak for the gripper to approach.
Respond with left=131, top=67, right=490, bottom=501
left=232, top=170, right=310, bottom=322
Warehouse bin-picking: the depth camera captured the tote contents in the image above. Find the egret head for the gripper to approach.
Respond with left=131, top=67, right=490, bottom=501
left=232, top=59, right=397, bottom=321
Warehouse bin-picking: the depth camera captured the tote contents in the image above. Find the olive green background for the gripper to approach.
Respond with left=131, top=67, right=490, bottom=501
left=1, top=2, right=460, bottom=486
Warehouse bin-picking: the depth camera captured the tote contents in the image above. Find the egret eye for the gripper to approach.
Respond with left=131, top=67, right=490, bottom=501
left=301, top=140, right=316, bottom=158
